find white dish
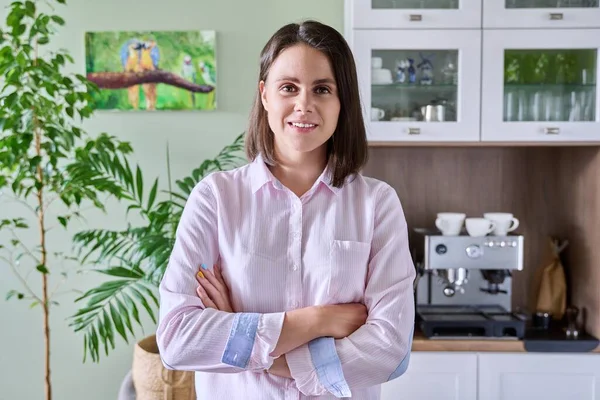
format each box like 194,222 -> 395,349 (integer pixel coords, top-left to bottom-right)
371,68 -> 392,84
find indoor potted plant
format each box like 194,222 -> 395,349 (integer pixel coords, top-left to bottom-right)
68,132 -> 245,398
0,1 -> 140,399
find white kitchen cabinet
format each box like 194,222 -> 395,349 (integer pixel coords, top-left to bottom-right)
483,0 -> 600,30
478,353 -> 600,400
481,29 -> 600,142
352,29 -> 481,143
348,0 -> 482,30
345,1 -> 600,144
380,352 -> 478,400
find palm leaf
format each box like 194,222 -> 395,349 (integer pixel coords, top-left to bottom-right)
71,132 -> 247,362
69,269 -> 148,362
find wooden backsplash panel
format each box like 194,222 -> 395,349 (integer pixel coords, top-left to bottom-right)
555,147 -> 600,337
363,146 -> 600,337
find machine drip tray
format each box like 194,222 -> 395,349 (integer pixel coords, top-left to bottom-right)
417,305 -> 526,339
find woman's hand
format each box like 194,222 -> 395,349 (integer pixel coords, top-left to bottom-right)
317,303 -> 368,339
195,264 -> 234,313
267,356 -> 292,378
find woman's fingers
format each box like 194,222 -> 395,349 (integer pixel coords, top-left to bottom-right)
196,269 -> 219,295
202,264 -> 228,296
196,284 -> 217,309
214,264 -> 229,293
197,265 -> 229,309
195,264 -> 233,312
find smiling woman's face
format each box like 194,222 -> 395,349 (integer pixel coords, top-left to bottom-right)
259,43 -> 340,161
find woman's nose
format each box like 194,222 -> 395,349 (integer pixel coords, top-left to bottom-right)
294,91 -> 314,113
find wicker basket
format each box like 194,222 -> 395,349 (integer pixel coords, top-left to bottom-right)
132,335 -> 196,400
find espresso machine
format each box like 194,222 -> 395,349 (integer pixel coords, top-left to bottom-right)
413,228 -> 526,339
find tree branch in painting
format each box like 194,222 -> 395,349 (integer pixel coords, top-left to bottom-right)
86,70 -> 214,93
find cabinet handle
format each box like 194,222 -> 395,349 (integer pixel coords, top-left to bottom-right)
549,13 -> 564,20
409,14 -> 422,21
544,127 -> 560,135
408,127 -> 421,135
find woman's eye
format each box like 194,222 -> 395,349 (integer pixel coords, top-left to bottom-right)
281,85 -> 296,92
315,86 -> 331,94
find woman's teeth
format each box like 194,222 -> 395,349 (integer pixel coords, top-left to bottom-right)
291,122 -> 315,128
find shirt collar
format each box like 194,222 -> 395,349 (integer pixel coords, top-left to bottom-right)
249,153 -> 274,193
249,153 -> 341,195
317,164 -> 341,195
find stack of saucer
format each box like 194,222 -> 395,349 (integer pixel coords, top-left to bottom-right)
371,57 -> 392,84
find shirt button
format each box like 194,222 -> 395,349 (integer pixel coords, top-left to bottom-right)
292,264 -> 299,271
292,301 -> 299,308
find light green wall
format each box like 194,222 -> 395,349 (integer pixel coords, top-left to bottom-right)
0,1 -> 344,399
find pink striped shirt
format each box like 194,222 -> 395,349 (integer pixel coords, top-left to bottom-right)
156,154 -> 416,399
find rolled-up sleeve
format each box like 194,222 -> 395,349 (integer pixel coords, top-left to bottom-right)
156,179 -> 285,372
286,184 -> 415,397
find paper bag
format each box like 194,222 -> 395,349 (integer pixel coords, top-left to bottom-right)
535,238 -> 568,319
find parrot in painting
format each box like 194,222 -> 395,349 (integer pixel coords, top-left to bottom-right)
198,60 -> 216,86
198,60 -> 216,108
181,55 -> 197,107
139,40 -> 160,110
120,39 -> 143,109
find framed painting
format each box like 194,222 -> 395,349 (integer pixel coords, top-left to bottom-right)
85,30 -> 216,111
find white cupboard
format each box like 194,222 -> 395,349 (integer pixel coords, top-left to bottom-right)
380,351 -> 600,400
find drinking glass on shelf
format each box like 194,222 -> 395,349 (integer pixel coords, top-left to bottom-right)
568,91 -> 583,121
529,91 -> 542,121
551,94 -> 565,121
504,90 -> 517,121
517,90 -> 528,121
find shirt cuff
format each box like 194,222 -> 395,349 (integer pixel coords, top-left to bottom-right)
287,337 -> 351,398
221,312 -> 285,370
387,325 -> 414,381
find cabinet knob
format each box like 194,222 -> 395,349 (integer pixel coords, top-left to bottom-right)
407,127 -> 421,135
549,13 -> 564,20
409,14 -> 422,21
544,127 -> 560,135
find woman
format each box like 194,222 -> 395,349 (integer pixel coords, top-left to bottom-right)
156,20 -> 415,399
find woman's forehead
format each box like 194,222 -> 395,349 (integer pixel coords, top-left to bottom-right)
268,45 -> 335,82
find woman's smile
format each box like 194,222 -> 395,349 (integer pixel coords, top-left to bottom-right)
287,121 -> 319,134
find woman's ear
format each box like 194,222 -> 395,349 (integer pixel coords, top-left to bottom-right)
259,80 -> 268,111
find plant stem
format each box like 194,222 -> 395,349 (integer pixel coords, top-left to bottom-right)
32,27 -> 52,400
36,116 -> 51,400
2,254 -> 41,303
10,230 -> 40,264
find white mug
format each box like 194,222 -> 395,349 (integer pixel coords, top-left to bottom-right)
371,57 -> 383,69
466,218 -> 496,237
483,213 -> 519,236
371,107 -> 385,121
435,212 -> 466,236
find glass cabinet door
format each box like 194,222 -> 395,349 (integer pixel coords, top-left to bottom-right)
349,0 -> 482,29
353,30 -> 481,142
482,29 -> 599,142
483,0 -> 600,28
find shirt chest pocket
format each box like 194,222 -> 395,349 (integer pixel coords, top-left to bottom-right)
328,240 -> 371,303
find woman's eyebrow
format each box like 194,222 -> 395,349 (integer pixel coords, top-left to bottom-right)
274,76 -> 336,85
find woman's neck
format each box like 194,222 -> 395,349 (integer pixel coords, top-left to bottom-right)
269,147 -> 327,198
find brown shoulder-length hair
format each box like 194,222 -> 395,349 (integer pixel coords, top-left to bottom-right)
245,20 -> 368,188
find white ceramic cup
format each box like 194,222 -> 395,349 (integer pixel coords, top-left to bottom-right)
483,213 -> 519,236
371,57 -> 383,69
371,107 -> 385,121
435,213 -> 466,236
465,218 -> 496,237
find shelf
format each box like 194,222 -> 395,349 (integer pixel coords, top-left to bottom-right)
504,83 -> 597,90
372,83 -> 458,90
